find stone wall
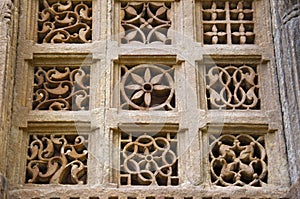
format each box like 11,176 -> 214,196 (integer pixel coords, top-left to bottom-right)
271,0 -> 300,197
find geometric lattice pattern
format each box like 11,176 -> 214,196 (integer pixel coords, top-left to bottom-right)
26,134 -> 88,184
120,2 -> 172,44
38,0 -> 92,43
33,66 -> 90,111
206,63 -> 260,110
120,131 -> 178,186
210,134 -> 268,187
201,0 -> 255,44
120,64 -> 175,111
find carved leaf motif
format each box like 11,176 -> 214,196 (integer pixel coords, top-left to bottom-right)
38,1 -> 92,43
120,2 -> 171,44
131,90 -> 144,101
210,134 -> 267,187
33,66 -> 90,111
26,135 -> 88,184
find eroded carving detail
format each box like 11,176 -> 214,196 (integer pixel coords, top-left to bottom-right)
0,0 -> 13,23
210,134 -> 267,186
120,132 -> 178,186
38,0 -> 92,43
120,64 -> 175,110
202,1 -> 254,44
120,2 -> 172,44
26,134 -> 88,184
206,64 -> 260,110
33,66 -> 90,111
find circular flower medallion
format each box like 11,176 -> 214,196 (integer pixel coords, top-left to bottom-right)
120,64 -> 175,110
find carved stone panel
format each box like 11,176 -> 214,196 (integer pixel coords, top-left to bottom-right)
38,0 -> 92,43
205,63 -> 260,110
120,2 -> 172,44
200,0 -> 255,44
26,134 -> 88,184
32,66 -> 90,111
209,134 -> 267,187
120,63 -> 175,111
120,131 -> 178,186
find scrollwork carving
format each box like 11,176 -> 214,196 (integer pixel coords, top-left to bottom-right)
210,134 -> 267,187
33,66 -> 90,111
26,134 -> 88,184
206,64 -> 260,110
120,2 -> 172,44
120,132 -> 178,186
38,0 -> 92,43
120,64 -> 175,111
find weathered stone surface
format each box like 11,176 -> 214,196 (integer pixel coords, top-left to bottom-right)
271,0 -> 300,195
0,0 -> 298,198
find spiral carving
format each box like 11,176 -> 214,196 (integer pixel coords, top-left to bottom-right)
33,66 -> 90,111
26,134 -> 88,184
38,0 -> 92,43
206,64 -> 260,110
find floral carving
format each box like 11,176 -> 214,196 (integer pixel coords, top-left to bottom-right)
33,66 -> 90,111
38,0 -> 92,43
26,134 -> 88,184
120,64 -> 175,111
210,134 -> 268,187
120,2 -> 172,44
202,1 -> 254,44
120,132 -> 178,186
206,64 -> 260,110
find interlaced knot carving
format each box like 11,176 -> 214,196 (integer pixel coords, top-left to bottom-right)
120,132 -> 178,186
33,66 -> 90,111
206,64 -> 260,110
26,134 -> 88,184
120,2 -> 172,44
38,0 -> 92,43
202,1 -> 254,44
120,64 -> 175,111
210,134 -> 267,187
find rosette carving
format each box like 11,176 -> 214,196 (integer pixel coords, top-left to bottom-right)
120,132 -> 178,186
120,2 -> 172,44
206,64 -> 259,110
38,0 -> 92,43
33,66 -> 90,111
120,64 -> 175,111
210,134 -> 267,186
26,134 -> 88,184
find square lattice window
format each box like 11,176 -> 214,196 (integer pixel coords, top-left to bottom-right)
26,134 -> 88,184
38,0 -> 92,43
117,62 -> 176,111
209,132 -> 268,187
118,1 -> 172,44
204,61 -> 260,110
197,0 -> 255,44
32,66 -> 90,111
119,130 -> 179,186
